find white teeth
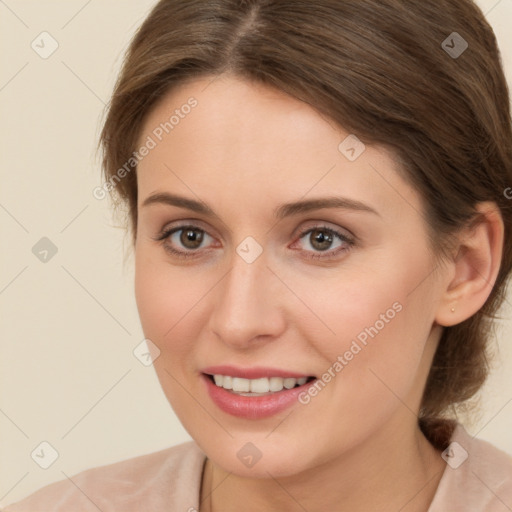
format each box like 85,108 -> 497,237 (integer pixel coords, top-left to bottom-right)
211,375 -> 310,393
222,375 -> 233,390
232,377 -> 250,392
283,378 -> 296,389
269,377 -> 284,392
250,378 -> 269,393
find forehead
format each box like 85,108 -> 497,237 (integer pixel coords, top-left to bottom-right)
135,75 -> 421,221
138,74 -> 343,158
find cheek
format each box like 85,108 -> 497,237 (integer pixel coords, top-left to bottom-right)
134,248 -> 202,359
302,249 -> 436,403
134,251 -> 207,418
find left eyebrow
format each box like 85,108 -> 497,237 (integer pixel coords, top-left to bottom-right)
274,196 -> 380,219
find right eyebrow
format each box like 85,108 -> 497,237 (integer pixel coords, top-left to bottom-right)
141,192 -> 220,219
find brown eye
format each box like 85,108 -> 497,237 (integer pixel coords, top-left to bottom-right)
308,228 -> 334,251
154,224 -> 214,259
293,224 -> 355,261
179,227 -> 204,249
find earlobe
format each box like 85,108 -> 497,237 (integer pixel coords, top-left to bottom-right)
435,202 -> 504,327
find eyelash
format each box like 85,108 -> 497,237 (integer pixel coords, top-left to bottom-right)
153,223 -> 355,261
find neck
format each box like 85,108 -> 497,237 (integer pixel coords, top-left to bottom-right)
199,416 -> 446,512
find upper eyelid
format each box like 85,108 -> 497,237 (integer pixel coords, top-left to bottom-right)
160,221 -> 354,245
295,222 -> 354,239
160,219 -> 216,236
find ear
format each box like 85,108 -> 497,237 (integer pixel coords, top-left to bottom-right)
435,201 -> 504,327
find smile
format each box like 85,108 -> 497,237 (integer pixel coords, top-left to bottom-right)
210,374 -> 312,396
201,369 -> 318,419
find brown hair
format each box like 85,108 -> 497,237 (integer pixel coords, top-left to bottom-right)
99,0 -> 512,440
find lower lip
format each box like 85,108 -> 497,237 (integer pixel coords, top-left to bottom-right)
202,374 -> 316,419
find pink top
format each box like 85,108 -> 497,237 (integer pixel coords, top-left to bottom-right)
3,423 -> 512,511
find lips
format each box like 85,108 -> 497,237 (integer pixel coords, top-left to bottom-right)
201,365 -> 317,419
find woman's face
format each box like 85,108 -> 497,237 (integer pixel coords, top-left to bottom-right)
134,74 -> 448,477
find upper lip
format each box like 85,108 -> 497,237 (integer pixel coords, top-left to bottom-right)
201,365 -> 314,379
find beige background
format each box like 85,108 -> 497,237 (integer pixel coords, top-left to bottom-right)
1,0 -> 511,505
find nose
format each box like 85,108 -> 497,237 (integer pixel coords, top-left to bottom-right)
208,249 -> 286,349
